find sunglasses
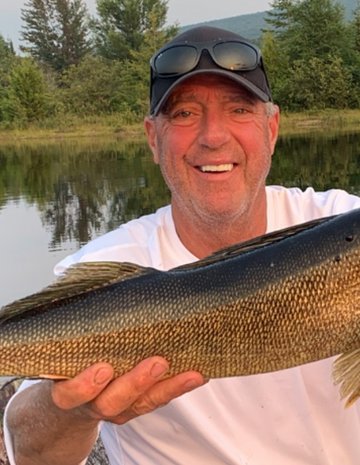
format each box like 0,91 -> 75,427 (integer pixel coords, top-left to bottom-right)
150,40 -> 262,77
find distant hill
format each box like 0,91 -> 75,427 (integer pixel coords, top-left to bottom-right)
182,11 -> 268,42
182,0 -> 358,42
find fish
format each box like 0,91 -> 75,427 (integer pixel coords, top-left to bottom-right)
1,208 -> 360,406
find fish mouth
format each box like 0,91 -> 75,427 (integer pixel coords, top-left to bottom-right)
197,163 -> 236,173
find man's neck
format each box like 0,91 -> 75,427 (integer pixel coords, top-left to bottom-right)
171,196 -> 267,259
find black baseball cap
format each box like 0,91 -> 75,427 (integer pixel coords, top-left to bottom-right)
149,26 -> 272,115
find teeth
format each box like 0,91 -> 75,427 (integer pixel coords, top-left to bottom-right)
199,164 -> 234,173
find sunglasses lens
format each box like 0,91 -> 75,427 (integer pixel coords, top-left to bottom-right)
152,42 -> 259,76
213,42 -> 258,70
154,46 -> 198,75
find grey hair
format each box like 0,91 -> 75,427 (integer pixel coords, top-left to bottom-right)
265,102 -> 277,117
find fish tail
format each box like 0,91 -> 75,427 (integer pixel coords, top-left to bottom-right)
333,348 -> 360,407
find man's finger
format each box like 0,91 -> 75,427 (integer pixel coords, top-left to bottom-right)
51,362 -> 114,410
89,356 -> 169,418
51,356 -> 169,414
115,370 -> 206,424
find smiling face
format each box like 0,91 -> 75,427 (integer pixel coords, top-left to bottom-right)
145,74 -> 279,255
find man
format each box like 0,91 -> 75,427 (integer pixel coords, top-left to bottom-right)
5,25 -> 360,465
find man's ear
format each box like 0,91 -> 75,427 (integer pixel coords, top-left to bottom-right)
144,116 -> 159,164
268,104 -> 280,156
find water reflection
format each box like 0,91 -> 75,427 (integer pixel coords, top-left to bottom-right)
270,131 -> 360,193
0,138 -> 170,249
0,131 -> 359,306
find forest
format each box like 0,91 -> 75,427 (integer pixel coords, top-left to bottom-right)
0,0 -> 360,129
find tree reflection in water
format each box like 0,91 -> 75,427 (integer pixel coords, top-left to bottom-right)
0,138 -> 170,249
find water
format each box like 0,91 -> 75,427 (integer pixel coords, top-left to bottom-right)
0,131 -> 359,307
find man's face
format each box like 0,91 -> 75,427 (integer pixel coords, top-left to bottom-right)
145,74 -> 279,227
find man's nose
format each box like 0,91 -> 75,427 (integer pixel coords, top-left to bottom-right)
198,110 -> 231,149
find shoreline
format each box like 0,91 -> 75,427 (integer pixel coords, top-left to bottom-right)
0,109 -> 359,143
279,109 -> 360,136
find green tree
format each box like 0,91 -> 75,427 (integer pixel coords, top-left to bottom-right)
260,30 -> 290,104
348,1 -> 360,102
60,17 -> 177,118
116,11 -> 178,116
353,0 -> 360,51
21,0 -> 91,72
286,55 -> 353,109
285,0 -> 348,61
2,58 -> 54,125
265,0 -> 295,35
0,36 -> 15,60
264,0 -> 358,109
92,0 -> 169,60
59,55 -> 124,114
265,0 -> 351,62
0,35 -> 17,123
268,0 -> 344,59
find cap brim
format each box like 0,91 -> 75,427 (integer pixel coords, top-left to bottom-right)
151,69 -> 271,116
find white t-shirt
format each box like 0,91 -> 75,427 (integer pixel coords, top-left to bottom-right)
5,186 -> 360,465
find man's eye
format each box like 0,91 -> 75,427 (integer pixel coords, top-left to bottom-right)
233,107 -> 248,114
172,110 -> 192,119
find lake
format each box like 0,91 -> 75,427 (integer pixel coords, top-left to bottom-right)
0,130 -> 360,307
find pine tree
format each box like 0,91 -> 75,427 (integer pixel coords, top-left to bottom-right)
353,0 -> 360,52
285,0 -> 348,61
55,0 -> 92,68
263,0 -> 356,109
0,36 -> 15,60
264,0 -> 295,36
116,12 -> 178,115
3,58 -> 52,124
0,35 -> 17,123
21,0 -> 91,72
265,0 -> 349,61
93,0 -> 169,60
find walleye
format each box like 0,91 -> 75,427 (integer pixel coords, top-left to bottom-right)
1,209 -> 360,406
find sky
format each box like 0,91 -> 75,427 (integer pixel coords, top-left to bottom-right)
0,0 -> 272,49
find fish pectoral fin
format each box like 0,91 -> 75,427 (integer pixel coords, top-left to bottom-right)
333,348 -> 360,407
0,261 -> 156,321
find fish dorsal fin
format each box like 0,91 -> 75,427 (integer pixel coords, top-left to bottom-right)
173,214 -> 335,272
0,261 -> 154,321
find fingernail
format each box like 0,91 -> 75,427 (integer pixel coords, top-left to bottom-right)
94,367 -> 112,385
150,362 -> 168,379
183,379 -> 199,391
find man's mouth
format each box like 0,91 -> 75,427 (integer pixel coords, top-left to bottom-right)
198,163 -> 235,173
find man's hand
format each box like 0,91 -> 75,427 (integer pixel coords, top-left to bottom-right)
52,356 -> 205,423
7,357 -> 205,465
